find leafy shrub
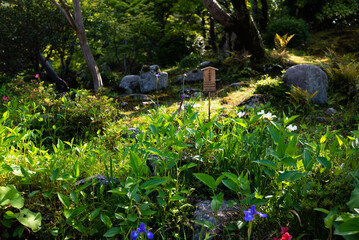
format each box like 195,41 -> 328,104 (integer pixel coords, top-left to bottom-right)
100,70 -> 123,87
321,49 -> 359,104
264,18 -> 309,48
254,74 -> 288,101
179,54 -> 203,69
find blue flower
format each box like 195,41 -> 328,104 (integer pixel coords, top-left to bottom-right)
131,223 -> 153,240
181,93 -> 190,101
243,205 -> 267,222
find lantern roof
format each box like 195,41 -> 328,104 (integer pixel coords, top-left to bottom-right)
201,66 -> 218,71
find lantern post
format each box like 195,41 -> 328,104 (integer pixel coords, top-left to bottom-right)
202,66 -> 218,121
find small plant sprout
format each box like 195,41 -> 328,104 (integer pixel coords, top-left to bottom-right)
243,205 -> 267,240
131,223 -> 153,240
237,111 -> 246,118
286,124 -> 297,132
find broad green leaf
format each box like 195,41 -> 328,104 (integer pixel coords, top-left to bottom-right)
193,173 -> 216,190
130,151 -> 144,176
103,227 -> 121,237
100,214 -> 112,228
140,178 -> 169,189
50,167 -> 60,181
178,163 -> 197,172
281,157 -> 297,167
316,157 -> 331,169
222,179 -> 240,192
146,148 -> 164,158
192,219 -> 215,230
252,160 -> 278,169
149,125 -> 158,135
0,185 -> 24,209
303,149 -> 313,171
0,164 -> 13,174
336,134 -> 344,147
215,175 -> 224,188
127,213 -> 137,222
65,205 -> 88,220
16,208 -> 42,232
57,193 -> 71,208
278,171 -> 305,182
211,192 -> 224,212
335,218 -> 359,235
89,208 -> 101,221
263,167 -> 275,177
347,187 -> 359,212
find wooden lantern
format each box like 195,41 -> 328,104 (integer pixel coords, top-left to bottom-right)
202,66 -> 218,92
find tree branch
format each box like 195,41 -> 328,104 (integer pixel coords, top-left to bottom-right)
202,0 -> 234,28
49,0 -> 77,30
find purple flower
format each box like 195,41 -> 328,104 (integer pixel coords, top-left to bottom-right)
131,223 -> 153,240
181,93 -> 190,101
243,205 -> 267,222
155,73 -> 160,78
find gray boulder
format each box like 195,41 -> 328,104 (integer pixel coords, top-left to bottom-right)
283,64 -> 328,104
139,65 -> 168,93
193,200 -> 240,239
75,174 -> 119,192
185,69 -> 204,82
119,75 -> 140,94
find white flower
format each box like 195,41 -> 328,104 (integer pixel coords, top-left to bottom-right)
262,112 -> 277,120
237,112 -> 246,118
286,124 -> 297,132
257,110 -> 265,115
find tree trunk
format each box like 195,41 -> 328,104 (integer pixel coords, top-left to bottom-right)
37,53 -> 69,91
72,0 -> 103,92
203,0 -> 264,59
252,0 -> 258,20
209,17 -> 217,53
50,0 -> 103,92
259,0 -> 268,31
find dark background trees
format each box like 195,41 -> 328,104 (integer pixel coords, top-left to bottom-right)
1,0 -> 358,90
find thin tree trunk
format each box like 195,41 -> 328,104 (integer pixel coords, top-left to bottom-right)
259,0 -> 268,31
209,17 -> 217,53
37,53 -> 69,91
72,0 -> 102,92
50,0 -> 103,92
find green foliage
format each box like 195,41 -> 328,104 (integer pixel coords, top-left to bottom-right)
286,85 -> 318,111
284,0 -> 359,27
265,17 -> 309,48
320,49 -> 359,104
179,54 -> 203,69
1,185 -> 42,237
254,74 -> 288,102
274,33 -> 295,54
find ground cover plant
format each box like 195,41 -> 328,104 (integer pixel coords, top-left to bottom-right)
0,68 -> 358,239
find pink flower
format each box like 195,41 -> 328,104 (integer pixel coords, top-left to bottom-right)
279,227 -> 289,236
2,96 -> 9,104
35,74 -> 39,79
281,232 -> 292,240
